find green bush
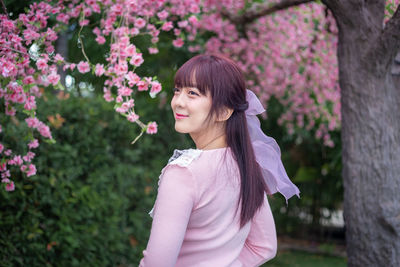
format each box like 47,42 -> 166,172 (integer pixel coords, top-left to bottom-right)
0,93 -> 192,266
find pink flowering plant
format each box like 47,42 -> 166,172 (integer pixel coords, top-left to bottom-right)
0,0 -> 202,191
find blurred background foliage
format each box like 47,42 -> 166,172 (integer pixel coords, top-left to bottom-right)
1,1 -> 343,266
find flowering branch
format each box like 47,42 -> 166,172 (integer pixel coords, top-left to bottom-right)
221,0 -> 316,25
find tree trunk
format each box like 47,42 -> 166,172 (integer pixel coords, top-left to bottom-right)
323,1 -> 400,266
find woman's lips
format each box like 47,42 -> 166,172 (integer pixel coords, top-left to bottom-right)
175,113 -> 189,119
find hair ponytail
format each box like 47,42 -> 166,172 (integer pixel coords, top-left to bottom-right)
226,110 -> 267,228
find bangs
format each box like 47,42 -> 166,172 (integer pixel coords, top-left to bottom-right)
174,56 -> 213,95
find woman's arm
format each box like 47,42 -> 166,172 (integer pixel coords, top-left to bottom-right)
238,194 -> 277,267
139,165 -> 196,267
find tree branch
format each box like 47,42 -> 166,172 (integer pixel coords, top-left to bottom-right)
367,4 -> 400,72
222,0 -> 316,25
321,0 -> 353,27
0,0 -> 9,19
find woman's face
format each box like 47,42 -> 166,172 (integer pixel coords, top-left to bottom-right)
170,86 -> 214,135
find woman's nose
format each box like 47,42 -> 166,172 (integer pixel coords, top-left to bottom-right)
173,92 -> 186,107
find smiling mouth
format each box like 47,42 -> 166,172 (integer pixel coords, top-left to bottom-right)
175,113 -> 189,119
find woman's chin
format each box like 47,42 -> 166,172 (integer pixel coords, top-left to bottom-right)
174,124 -> 190,134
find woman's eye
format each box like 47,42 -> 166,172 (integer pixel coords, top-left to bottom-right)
173,87 -> 180,93
188,90 -> 199,96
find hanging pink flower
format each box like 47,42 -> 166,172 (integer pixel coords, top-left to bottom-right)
95,64 -> 105,76
77,61 -> 90,73
148,47 -> 158,54
134,18 -> 146,29
172,38 -> 184,48
5,181 -> 15,192
28,139 -> 39,149
150,81 -> 162,95
26,164 -> 37,177
157,10 -> 168,20
146,122 -> 157,134
161,21 -> 173,31
127,113 -> 139,122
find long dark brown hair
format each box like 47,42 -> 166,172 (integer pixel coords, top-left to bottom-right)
174,54 -> 267,228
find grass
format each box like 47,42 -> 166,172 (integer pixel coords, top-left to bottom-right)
263,250 -> 347,267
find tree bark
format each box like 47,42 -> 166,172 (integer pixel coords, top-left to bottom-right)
323,0 -> 400,265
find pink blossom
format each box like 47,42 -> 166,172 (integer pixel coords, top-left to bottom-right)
103,88 -> 114,102
5,104 -> 16,116
135,18 -> 146,29
173,38 -> 184,48
137,80 -> 148,91
23,29 -> 40,44
146,122 -> 157,134
125,72 -> 140,86
95,64 -> 105,76
130,53 -> 144,67
157,10 -> 169,20
189,4 -> 200,13
56,13 -> 70,24
96,35 -> 106,44
23,76 -> 35,84
26,164 -> 37,177
0,143 -> 3,153
45,28 -> 58,41
118,86 -> 133,96
4,149 -> 12,156
150,81 -> 162,95
115,61 -> 128,75
127,113 -> 139,122
24,95 -> 37,110
2,19 -> 15,31
126,44 -> 136,57
115,106 -> 128,113
38,123 -> 52,139
28,139 -> 39,149
77,61 -> 90,73
26,117 -> 40,128
161,21 -> 173,31
173,28 -> 181,36
178,20 -> 188,28
54,53 -> 64,62
13,156 -> 23,166
1,170 -> 10,178
5,181 -> 15,192
48,73 -> 60,85
188,15 -> 198,25
36,58 -> 48,71
79,19 -> 89,26
148,47 -> 159,54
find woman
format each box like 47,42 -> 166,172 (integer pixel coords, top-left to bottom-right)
139,54 -> 300,267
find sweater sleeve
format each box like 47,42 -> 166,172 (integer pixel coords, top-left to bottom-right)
139,165 -> 196,267
238,194 -> 277,267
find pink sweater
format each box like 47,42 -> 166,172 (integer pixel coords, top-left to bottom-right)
139,147 -> 277,267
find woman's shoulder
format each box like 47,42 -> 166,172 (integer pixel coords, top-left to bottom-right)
166,147 -> 230,169
167,148 -> 203,168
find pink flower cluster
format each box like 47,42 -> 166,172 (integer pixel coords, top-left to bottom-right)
0,0 -> 205,190
193,1 -> 341,147
0,1 -> 62,190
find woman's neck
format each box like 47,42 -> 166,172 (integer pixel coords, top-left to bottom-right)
191,128 -> 227,150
